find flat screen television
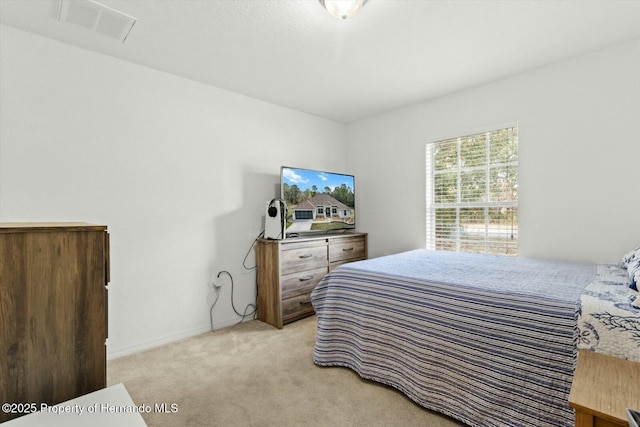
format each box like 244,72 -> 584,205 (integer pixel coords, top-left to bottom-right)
281,166 -> 355,238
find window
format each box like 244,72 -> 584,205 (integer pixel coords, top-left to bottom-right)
426,126 -> 518,256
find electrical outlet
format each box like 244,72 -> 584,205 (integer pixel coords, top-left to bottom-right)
215,271 -> 230,290
209,277 -> 221,291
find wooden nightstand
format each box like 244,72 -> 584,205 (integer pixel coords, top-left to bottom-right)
569,350 -> 640,427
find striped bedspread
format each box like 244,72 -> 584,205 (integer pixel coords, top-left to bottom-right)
311,250 -> 596,427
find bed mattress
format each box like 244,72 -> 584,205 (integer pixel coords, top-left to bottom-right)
311,249 -> 597,427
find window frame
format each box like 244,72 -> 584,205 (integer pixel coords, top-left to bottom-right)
426,124 -> 519,256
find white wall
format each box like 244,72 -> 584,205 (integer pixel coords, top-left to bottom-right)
0,25 -> 347,358
2,24 -> 638,358
347,38 -> 640,264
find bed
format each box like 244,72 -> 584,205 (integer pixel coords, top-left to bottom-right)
310,249 -> 640,427
577,263 -> 640,360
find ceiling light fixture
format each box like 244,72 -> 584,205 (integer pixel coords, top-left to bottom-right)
319,0 -> 368,20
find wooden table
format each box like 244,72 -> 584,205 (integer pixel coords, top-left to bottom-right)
569,350 -> 640,427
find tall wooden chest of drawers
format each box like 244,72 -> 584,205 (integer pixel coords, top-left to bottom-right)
0,223 -> 109,423
256,232 -> 367,329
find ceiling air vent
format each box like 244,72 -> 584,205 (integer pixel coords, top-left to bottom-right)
58,0 -> 136,43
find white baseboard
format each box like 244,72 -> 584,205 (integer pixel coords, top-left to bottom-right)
106,317 -> 253,360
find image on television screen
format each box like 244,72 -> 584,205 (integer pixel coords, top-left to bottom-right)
281,166 -> 355,235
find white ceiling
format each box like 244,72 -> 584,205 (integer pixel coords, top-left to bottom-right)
2,0 -> 640,123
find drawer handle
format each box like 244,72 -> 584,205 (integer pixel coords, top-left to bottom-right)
299,300 -> 312,305
298,254 -> 313,259
342,247 -> 354,252
299,275 -> 314,282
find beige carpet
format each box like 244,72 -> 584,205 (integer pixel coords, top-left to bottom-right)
107,316 -> 463,426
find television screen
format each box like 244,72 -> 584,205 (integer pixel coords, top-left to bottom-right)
281,166 -> 355,237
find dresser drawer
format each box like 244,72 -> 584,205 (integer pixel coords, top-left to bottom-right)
282,292 -> 315,323
281,266 -> 327,300
280,241 -> 328,275
329,236 -> 366,263
256,233 -> 366,329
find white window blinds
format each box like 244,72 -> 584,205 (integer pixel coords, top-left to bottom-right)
426,126 -> 518,256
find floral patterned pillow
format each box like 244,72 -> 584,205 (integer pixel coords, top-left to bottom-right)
628,257 -> 640,291
622,245 -> 640,268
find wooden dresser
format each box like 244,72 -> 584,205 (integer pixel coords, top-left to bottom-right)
569,350 -> 640,427
256,232 -> 367,329
0,223 -> 109,423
